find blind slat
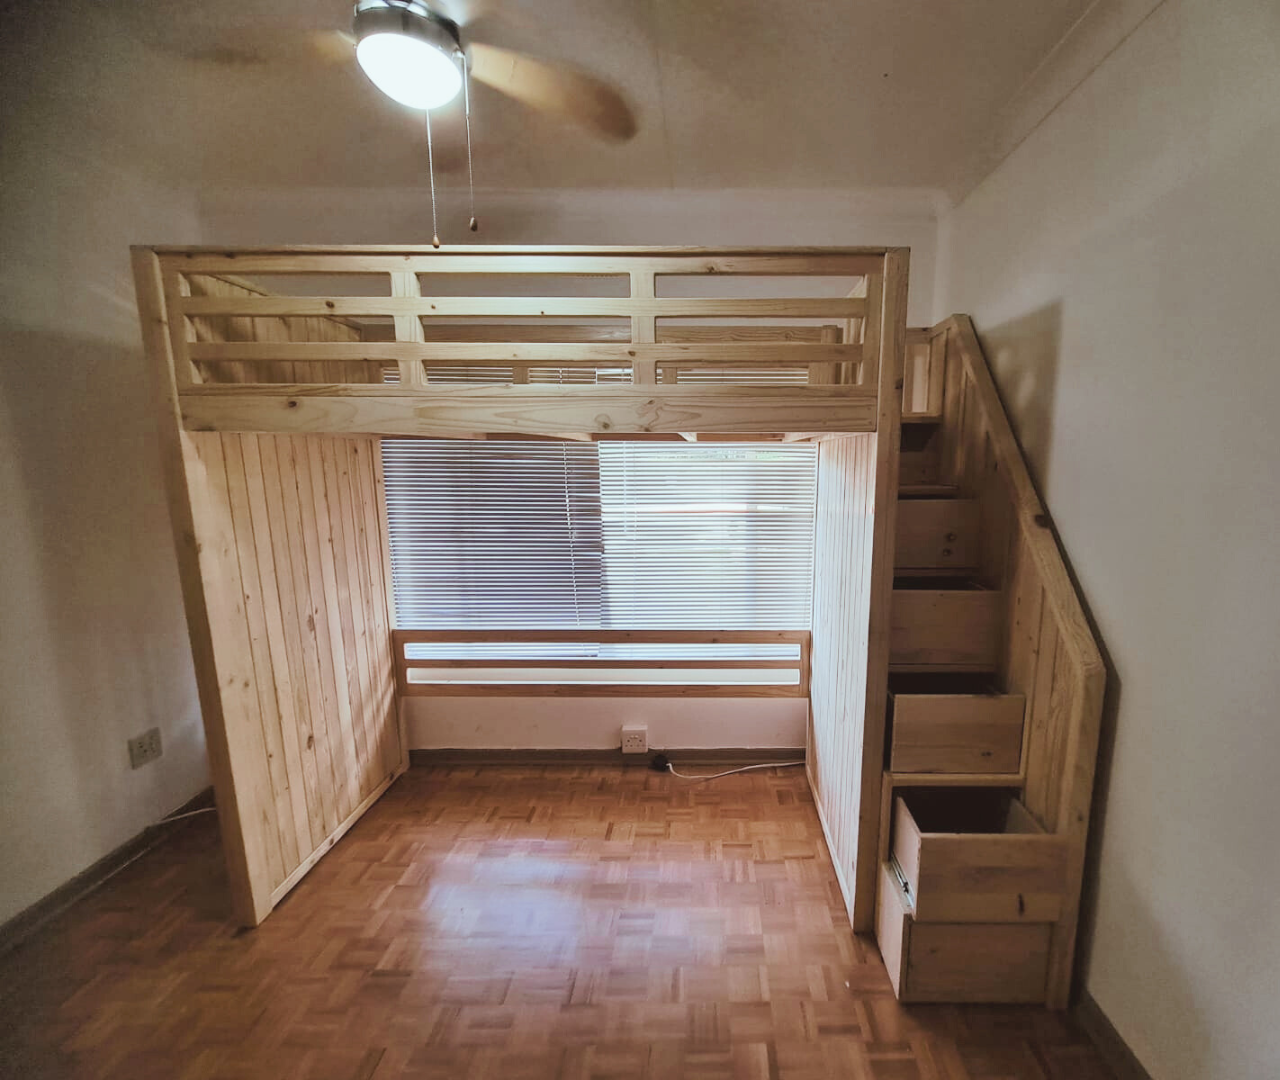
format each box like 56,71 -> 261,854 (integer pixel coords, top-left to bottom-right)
382,440 -> 817,630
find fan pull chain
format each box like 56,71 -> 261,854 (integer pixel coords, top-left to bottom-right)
461,51 -> 478,232
425,107 -> 440,249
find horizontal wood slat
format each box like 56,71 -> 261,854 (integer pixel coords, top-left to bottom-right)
416,658 -> 801,670
392,629 -> 810,699
188,341 -> 863,367
397,629 -> 809,643
178,296 -> 869,319
159,249 -> 889,275
178,385 -> 879,437
397,325 -> 842,344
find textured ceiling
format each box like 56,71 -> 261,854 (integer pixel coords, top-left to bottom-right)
6,0 -> 1094,195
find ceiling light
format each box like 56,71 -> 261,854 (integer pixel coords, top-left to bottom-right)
353,1 -> 463,111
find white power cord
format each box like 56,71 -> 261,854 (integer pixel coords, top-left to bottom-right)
662,759 -> 805,782
159,807 -> 217,823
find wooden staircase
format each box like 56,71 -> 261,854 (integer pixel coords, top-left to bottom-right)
872,316 -> 1104,1007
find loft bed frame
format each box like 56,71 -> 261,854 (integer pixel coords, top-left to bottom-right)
130,244 -> 908,930
131,246 -> 1102,1010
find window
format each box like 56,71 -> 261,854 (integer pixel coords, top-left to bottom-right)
381,440 -> 818,631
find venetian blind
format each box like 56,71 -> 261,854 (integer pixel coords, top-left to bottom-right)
381,440 -> 817,630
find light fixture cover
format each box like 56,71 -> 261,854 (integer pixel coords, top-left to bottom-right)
354,2 -> 462,111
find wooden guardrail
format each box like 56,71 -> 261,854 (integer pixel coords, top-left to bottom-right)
134,246 -> 906,438
391,629 -> 811,698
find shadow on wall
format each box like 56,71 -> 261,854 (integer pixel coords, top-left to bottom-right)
986,345 -> 1209,1070
967,304 -> 1123,1021
1077,861 -> 1210,1077
974,303 -> 1062,489
0,324 -> 205,918
1053,509 -> 1205,1074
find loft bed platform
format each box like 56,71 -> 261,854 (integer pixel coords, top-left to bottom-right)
133,245 -> 906,440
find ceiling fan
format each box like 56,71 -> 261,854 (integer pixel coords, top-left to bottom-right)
350,0 -> 636,142
134,0 -> 636,142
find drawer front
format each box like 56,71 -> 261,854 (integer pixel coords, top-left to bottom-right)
892,796 -> 1067,923
889,590 -> 1002,670
905,921 -> 1050,1004
894,499 -> 979,571
875,861 -> 910,997
890,693 -> 1025,774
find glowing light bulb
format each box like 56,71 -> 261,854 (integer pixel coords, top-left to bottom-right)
356,31 -> 462,110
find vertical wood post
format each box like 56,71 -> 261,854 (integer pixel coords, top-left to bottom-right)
131,248 -> 266,926
852,250 -> 909,931
390,272 -> 427,387
809,324 -> 840,385
629,271 -> 657,384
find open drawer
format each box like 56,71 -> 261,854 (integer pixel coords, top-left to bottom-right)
876,861 -> 1051,1004
892,789 -> 1067,923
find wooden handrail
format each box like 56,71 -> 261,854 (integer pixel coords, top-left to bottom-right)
946,315 -> 1104,677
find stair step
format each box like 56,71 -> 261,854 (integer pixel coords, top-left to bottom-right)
896,498 -> 978,572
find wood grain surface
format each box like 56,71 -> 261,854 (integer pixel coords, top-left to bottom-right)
0,765 -> 1115,1079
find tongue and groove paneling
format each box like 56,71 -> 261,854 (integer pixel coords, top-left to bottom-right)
179,431 -> 403,925
807,434 -> 879,920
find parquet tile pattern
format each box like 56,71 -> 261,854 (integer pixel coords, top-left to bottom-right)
0,766 -> 1115,1079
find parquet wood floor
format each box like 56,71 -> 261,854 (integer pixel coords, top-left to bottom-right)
0,765 -> 1115,1080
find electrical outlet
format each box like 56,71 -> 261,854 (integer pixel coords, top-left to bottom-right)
620,724 -> 648,754
128,727 -> 163,769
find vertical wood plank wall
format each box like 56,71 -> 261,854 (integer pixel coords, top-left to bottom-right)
181,432 -> 403,920
807,435 -> 878,920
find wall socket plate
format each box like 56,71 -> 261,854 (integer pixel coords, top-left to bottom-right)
128,727 -> 163,769
620,724 -> 648,754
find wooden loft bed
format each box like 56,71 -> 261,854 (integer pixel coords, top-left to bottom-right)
129,244 -> 909,927
131,246 -> 1103,1010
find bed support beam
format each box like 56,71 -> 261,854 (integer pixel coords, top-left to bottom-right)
178,384 -> 879,439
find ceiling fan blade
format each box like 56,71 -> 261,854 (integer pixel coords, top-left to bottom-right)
468,42 -> 637,143
142,28 -> 353,67
310,30 -> 357,65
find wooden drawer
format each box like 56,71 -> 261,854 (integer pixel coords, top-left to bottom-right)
889,588 -> 1002,670
889,693 -> 1025,774
891,790 -> 1066,923
894,499 -> 979,571
877,862 -> 1051,1004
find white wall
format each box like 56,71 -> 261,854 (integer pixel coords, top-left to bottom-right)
938,2 -> 1280,1077
198,186 -> 941,326
406,697 -> 806,751
0,17 -> 208,924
